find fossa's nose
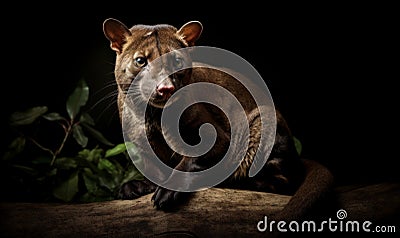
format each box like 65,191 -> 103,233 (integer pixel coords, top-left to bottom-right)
156,81 -> 175,98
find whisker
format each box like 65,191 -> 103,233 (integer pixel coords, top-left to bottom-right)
95,101 -> 119,124
104,60 -> 116,67
105,71 -> 115,76
90,82 -> 118,100
101,58 -> 116,75
87,91 -> 119,113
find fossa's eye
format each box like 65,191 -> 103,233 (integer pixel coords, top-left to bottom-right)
134,57 -> 147,67
174,57 -> 183,69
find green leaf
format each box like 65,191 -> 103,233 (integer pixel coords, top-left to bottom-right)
2,136 -> 26,160
293,136 -> 303,156
105,143 -> 127,158
125,142 -> 140,159
82,168 -> 115,199
81,123 -> 114,146
31,156 -> 52,165
98,175 -> 117,191
12,164 -> 38,176
126,142 -> 144,168
10,137 -> 26,152
121,166 -> 144,184
9,106 -> 48,126
82,169 -> 99,194
77,149 -> 91,159
53,172 -> 79,202
98,158 -> 117,174
72,124 -> 88,148
42,112 -> 66,121
66,79 -> 89,120
79,112 -> 95,126
78,148 -> 104,163
82,167 -> 96,178
125,141 -> 138,154
37,168 -> 58,182
47,168 -> 58,177
53,157 -> 78,170
112,159 -> 124,174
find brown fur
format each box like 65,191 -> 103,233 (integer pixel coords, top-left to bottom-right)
103,18 -> 334,219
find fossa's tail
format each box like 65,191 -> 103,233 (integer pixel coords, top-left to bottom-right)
273,158 -> 335,222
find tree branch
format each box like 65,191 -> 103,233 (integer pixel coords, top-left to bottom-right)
1,183 -> 399,237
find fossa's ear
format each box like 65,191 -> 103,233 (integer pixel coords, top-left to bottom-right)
103,18 -> 132,54
177,21 -> 203,46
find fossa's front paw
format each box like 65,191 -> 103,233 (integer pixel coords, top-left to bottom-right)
151,186 -> 186,210
119,179 -> 156,199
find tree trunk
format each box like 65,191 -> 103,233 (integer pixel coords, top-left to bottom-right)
1,182 -> 399,237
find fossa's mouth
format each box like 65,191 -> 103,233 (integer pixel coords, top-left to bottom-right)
148,80 -> 178,108
148,99 -> 167,109
148,93 -> 178,109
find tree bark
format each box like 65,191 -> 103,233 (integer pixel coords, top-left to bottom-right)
1,182 -> 399,238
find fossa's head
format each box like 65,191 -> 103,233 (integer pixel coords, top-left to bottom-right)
103,18 -> 203,108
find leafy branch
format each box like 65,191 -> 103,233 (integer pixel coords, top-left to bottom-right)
2,78 -> 143,203
9,79 -> 114,166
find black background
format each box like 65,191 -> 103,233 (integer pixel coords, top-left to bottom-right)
0,3 -> 398,187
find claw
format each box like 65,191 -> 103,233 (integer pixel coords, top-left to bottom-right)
119,180 -> 156,200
